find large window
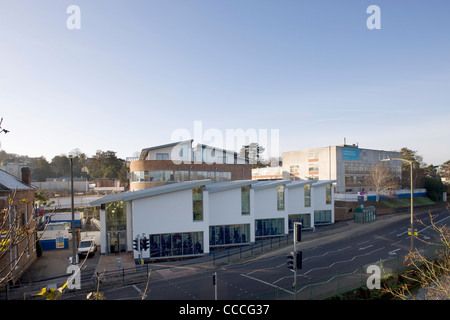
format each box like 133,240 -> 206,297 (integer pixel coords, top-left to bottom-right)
304,184 -> 311,207
193,186 -> 205,221
209,224 -> 250,246
131,170 -> 232,182
241,185 -> 250,215
288,214 -> 311,230
149,232 -> 203,258
255,218 -> 284,237
105,201 -> 126,231
314,210 -> 332,224
156,153 -> 169,160
326,184 -> 332,204
277,185 -> 285,211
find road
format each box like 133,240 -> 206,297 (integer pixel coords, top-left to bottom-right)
64,208 -> 450,300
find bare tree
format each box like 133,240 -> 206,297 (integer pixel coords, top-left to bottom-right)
366,163 -> 398,202
384,209 -> 450,300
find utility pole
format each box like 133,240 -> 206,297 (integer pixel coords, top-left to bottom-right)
293,222 -> 302,300
213,272 -> 218,300
70,156 -> 76,264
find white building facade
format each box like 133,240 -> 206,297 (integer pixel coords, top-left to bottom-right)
90,179 -> 335,262
282,145 -> 401,194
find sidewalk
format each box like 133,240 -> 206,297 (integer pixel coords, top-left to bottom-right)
94,253 -> 136,274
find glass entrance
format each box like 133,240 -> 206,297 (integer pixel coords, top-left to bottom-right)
107,231 -> 127,254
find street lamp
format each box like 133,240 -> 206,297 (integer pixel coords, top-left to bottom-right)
380,158 -> 415,251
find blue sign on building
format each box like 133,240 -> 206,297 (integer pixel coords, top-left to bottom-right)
342,148 -> 360,160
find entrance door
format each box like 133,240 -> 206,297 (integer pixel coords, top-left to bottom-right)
107,231 -> 127,254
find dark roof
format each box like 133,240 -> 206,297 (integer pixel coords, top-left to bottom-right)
0,169 -> 34,191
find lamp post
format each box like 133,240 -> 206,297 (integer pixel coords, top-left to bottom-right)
380,158 -> 414,251
70,155 -> 77,264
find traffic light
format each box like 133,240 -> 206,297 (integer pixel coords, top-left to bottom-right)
295,222 -> 302,242
296,250 -> 303,270
141,237 -> 149,251
133,238 -> 140,252
287,252 -> 295,271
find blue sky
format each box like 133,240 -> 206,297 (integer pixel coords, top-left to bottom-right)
0,0 -> 449,165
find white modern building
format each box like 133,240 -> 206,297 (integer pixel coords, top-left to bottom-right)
282,144 -> 402,194
90,179 -> 335,262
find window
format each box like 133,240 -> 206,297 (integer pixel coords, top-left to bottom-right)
308,151 -> 319,160
105,201 -> 126,231
326,184 -> 332,204
290,165 -> 299,173
304,184 -> 311,207
241,185 -> 250,215
255,218 -> 284,237
308,163 -> 319,173
288,214 -> 311,230
193,186 -> 205,221
209,224 -> 250,246
149,232 -> 203,258
277,185 -> 285,211
156,153 -> 169,160
314,210 -> 332,224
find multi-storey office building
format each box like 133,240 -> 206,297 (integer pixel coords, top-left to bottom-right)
282,144 -> 401,194
90,179 -> 335,261
128,140 -> 252,190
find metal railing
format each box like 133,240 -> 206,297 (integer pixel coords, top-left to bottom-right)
1,264 -> 151,300
237,243 -> 445,300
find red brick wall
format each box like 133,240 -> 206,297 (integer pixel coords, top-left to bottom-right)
0,189 -> 37,285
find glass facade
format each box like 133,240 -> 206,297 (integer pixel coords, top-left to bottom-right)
288,214 -> 311,230
209,224 -> 250,246
193,186 -> 205,221
149,232 -> 203,258
255,218 -> 284,237
314,210 -> 332,224
105,201 -> 126,231
131,170 -> 232,183
241,185 -> 250,215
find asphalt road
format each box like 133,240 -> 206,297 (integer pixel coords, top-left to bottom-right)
62,208 -> 450,301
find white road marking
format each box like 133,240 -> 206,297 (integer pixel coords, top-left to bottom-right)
240,273 -> 293,295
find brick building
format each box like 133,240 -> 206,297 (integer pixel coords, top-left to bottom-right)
0,167 -> 37,286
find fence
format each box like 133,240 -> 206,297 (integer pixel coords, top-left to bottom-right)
209,234 -> 291,266
1,264 -> 151,300
237,243 -> 445,300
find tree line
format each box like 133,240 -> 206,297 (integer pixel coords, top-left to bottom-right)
0,149 -> 128,183
398,147 -> 448,202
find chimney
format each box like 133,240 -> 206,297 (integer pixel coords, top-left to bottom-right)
21,167 -> 31,186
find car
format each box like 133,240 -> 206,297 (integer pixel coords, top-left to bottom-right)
77,237 -> 97,258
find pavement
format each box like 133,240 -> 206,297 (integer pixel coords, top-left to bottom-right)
12,205 -> 445,291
